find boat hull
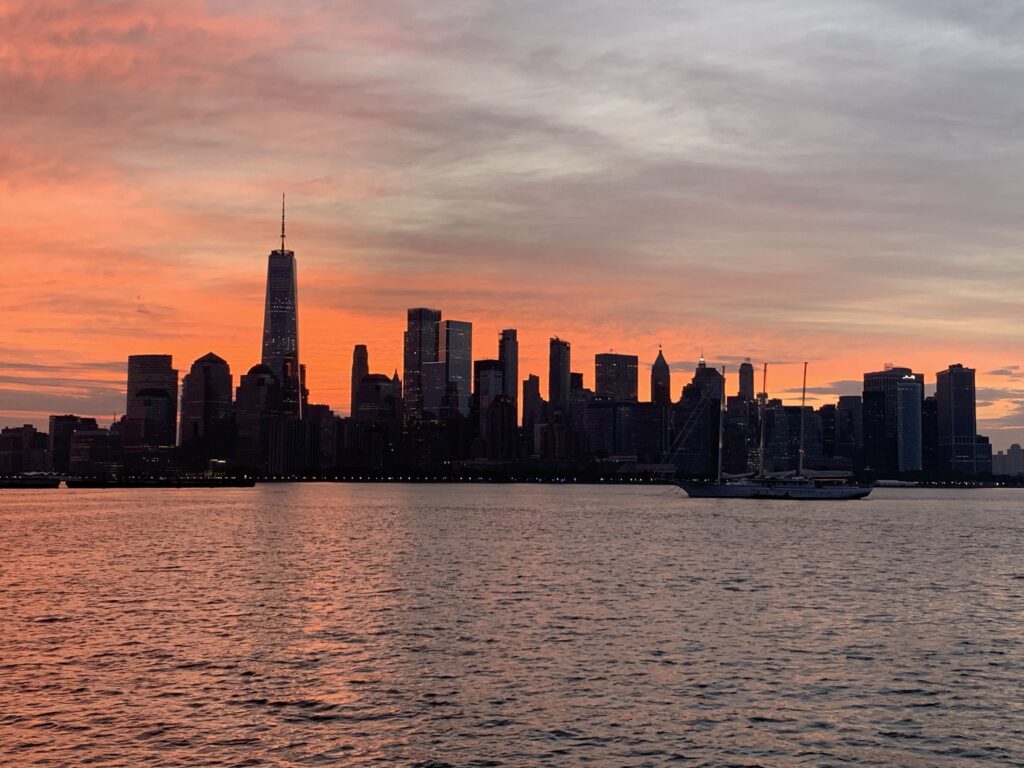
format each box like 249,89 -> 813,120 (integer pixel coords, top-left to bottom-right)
680,481 -> 871,500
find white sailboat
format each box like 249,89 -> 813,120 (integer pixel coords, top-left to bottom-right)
679,362 -> 872,500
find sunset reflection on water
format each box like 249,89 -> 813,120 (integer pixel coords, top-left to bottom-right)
1,484 -> 1022,766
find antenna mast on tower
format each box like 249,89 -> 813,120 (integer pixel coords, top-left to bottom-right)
280,193 -> 286,252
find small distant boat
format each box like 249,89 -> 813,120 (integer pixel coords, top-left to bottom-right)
678,362 -> 871,501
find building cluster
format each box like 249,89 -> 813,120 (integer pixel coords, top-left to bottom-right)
1,214 -> 1015,480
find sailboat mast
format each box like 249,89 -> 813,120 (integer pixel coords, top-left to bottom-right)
798,361 -> 808,477
717,366 -> 726,484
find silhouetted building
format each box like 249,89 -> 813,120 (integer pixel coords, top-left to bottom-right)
262,199 -> 302,417
69,429 -> 121,477
595,353 -> 638,402
234,364 -> 282,473
835,395 -> 863,468
819,404 -> 837,458
993,444 -> 1024,476
738,359 -> 755,402
975,435 -> 993,476
522,374 -> 544,456
303,404 -> 340,472
403,307 -> 441,424
570,371 -> 585,394
634,402 -> 670,464
351,345 -> 368,416
48,415 -> 98,473
895,376 -> 922,472
487,395 -> 518,461
936,363 -> 978,475
474,359 -> 504,441
921,395 -> 939,473
438,320 -> 473,416
862,366 -> 923,475
268,417 -> 313,476
123,355 -> 178,449
0,425 -> 49,474
422,361 -> 447,419
499,330 -> 519,418
758,399 -> 784,472
179,352 -> 234,466
651,348 -> 671,406
723,396 -> 756,474
671,359 -> 724,477
549,337 -> 571,411
355,374 -> 401,424
349,372 -> 402,469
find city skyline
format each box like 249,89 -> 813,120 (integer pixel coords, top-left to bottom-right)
2,2 -> 1023,447
2,242 -> 1022,450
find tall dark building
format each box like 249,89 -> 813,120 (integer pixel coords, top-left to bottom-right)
862,366 -> 923,475
48,415 -> 98,473
123,354 -> 178,448
403,307 -> 442,423
522,374 -> 543,433
595,353 -> 638,402
548,337 -> 571,411
261,197 -> 302,417
684,357 -> 725,400
936,363 -> 977,475
738,359 -> 755,402
499,329 -> 519,417
0,425 -> 49,474
570,371 -> 585,394
473,359 -> 504,437
234,364 -> 282,473
439,320 -> 473,416
651,348 -> 671,406
819,404 -> 837,458
351,345 -> 368,416
921,395 -> 939,473
179,352 -> 233,465
835,395 -> 863,467
671,359 -> 724,477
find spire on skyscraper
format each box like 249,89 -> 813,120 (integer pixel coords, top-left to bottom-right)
280,193 -> 286,253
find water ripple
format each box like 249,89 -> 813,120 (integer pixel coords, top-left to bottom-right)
1,485 -> 1022,766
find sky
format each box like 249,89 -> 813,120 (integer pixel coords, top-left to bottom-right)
1,0 -> 1023,447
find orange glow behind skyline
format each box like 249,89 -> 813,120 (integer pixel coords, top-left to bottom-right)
1,1 -> 1022,447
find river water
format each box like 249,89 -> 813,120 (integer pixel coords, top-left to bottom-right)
1,484 -> 1022,766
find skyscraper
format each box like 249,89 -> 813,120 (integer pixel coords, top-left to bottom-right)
403,307 -> 441,423
234,364 -> 282,473
595,353 -> 638,401
896,375 -> 923,472
439,320 -> 473,416
48,415 -> 98,473
835,395 -> 863,467
651,348 -> 671,406
473,359 -> 504,437
261,196 -> 301,417
123,354 -> 178,448
179,352 -> 234,464
499,329 -> 519,417
863,365 -> 923,475
738,359 -> 755,402
549,337 -> 571,411
936,363 -> 977,475
351,345 -> 368,417
523,374 -> 543,433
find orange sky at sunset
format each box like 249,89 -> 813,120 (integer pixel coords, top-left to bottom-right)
2,1 -> 1022,447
